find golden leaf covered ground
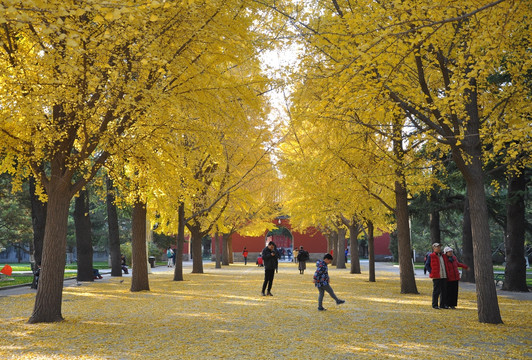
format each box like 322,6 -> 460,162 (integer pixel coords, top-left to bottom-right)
1,263 -> 530,359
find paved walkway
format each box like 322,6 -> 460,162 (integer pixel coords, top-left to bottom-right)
2,260 -> 531,301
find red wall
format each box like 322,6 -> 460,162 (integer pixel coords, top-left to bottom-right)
231,218 -> 328,253
374,232 -> 392,256
230,218 -> 392,257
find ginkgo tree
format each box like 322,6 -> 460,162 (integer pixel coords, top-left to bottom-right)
0,0 -> 282,323
277,0 -> 532,324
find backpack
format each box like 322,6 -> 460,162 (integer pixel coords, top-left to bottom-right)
424,253 -> 431,273
298,250 -> 309,262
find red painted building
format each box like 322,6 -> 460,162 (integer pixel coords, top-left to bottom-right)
230,218 -> 392,262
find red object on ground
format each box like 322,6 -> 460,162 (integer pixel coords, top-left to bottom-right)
1,264 -> 13,276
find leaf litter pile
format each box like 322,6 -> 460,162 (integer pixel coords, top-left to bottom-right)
0,263 -> 530,359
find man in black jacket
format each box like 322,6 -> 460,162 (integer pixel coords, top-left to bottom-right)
261,241 -> 280,296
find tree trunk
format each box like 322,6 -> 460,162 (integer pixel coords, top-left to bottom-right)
74,189 -> 94,282
450,79 -> 502,324
222,233 -> 229,266
367,221 -> 375,282
227,236 -> 233,264
461,196 -> 475,283
130,201 -> 149,292
395,178 -> 418,294
28,182 -> 71,323
429,210 -> 441,244
106,178 -> 122,277
393,120 -> 418,294
349,223 -> 361,274
173,202 -> 185,281
215,231 -> 222,269
29,175 -> 46,266
331,231 -> 338,266
336,227 -> 346,269
502,171 -> 528,292
189,224 -> 204,273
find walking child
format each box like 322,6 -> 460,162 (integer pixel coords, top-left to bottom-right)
313,254 -> 345,311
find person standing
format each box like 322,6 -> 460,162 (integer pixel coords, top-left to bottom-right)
167,247 -> 174,267
313,253 -> 345,311
427,243 -> 448,309
443,246 -> 469,309
297,246 -> 309,274
242,247 -> 248,265
120,254 -> 129,274
293,248 -> 299,263
261,241 -> 280,296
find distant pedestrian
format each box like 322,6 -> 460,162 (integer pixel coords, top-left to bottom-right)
293,248 -> 299,263
242,247 -> 248,265
423,251 -> 431,275
261,241 -> 280,296
313,254 -> 345,311
297,246 -> 309,274
167,247 -> 174,267
256,255 -> 263,267
443,246 -> 469,309
427,243 -> 448,309
120,254 -> 129,274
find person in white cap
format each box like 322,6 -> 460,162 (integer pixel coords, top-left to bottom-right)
443,246 -> 469,309
426,243 -> 448,309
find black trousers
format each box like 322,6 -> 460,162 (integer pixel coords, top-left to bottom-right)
446,280 -> 459,307
262,268 -> 275,293
432,278 -> 447,308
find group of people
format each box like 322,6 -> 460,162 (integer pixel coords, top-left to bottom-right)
167,247 -> 176,267
259,241 -> 345,311
426,243 -> 469,309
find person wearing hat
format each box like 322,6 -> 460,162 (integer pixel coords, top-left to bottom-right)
443,246 -> 469,309
427,243 -> 448,309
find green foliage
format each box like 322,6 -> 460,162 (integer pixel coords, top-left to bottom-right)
120,243 -> 132,267
0,174 -> 33,252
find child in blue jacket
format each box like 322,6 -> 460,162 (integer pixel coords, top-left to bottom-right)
313,254 -> 345,311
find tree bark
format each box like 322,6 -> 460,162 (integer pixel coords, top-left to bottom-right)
173,202 -> 185,281
367,221 -> 375,282
74,189 -> 94,282
222,233 -> 230,266
215,231 -> 222,269
349,222 -> 361,274
451,80 -> 502,323
429,210 -> 441,245
130,201 -> 149,292
106,178 -> 122,277
393,122 -> 418,294
29,175 -> 46,266
336,227 -> 346,269
227,235 -> 234,264
502,171 -> 528,292
189,223 -> 204,273
330,231 -> 338,266
461,196 -> 475,283
28,181 -> 71,323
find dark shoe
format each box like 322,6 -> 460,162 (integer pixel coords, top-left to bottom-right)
98,275 -> 103,279
441,306 -> 450,309
261,292 -> 266,296
432,306 -> 440,309
318,307 -> 327,311
267,292 -> 273,296
449,306 -> 456,309
336,300 -> 345,305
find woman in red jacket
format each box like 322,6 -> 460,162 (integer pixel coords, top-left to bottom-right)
443,246 -> 469,309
